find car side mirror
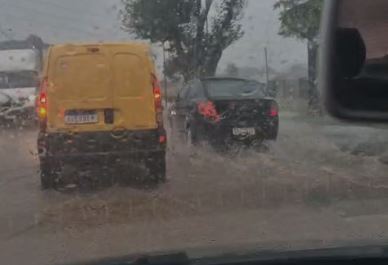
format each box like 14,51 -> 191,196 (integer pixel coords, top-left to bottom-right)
335,28 -> 366,78
320,0 -> 388,121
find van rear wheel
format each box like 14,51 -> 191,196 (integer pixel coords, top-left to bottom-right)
147,152 -> 166,183
40,161 -> 56,190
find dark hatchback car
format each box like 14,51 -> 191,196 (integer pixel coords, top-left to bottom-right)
170,77 -> 279,149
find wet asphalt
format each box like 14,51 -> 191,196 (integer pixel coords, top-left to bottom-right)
1,115 -> 388,265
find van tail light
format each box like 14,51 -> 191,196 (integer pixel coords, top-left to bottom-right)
152,74 -> 163,125
197,101 -> 221,123
38,77 -> 48,130
152,74 -> 167,144
269,102 -> 279,117
154,85 -> 162,111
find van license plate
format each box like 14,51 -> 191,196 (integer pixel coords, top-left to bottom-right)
232,128 -> 255,136
65,113 -> 98,124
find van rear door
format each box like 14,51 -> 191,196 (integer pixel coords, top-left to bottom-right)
111,46 -> 157,130
46,44 -> 157,132
47,45 -> 113,132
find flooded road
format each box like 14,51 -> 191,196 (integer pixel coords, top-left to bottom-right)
1,115 -> 388,265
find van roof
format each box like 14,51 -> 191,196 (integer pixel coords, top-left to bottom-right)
49,42 -> 151,53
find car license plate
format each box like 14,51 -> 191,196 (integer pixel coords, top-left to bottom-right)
232,128 -> 256,136
65,112 -> 98,124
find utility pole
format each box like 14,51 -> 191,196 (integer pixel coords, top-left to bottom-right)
162,41 -> 168,107
264,47 -> 269,87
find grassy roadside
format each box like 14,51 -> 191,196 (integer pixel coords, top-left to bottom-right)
280,110 -> 388,129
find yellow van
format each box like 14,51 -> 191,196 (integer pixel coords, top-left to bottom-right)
37,43 -> 166,189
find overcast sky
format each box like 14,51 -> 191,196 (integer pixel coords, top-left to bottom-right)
0,0 -> 307,72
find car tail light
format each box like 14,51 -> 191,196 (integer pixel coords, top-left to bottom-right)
269,102 -> 279,117
197,101 -> 221,122
159,135 -> 167,144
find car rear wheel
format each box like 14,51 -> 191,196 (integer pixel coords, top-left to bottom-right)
186,128 -> 193,147
185,126 -> 199,148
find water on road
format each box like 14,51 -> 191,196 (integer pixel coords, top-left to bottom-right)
1,116 -> 388,265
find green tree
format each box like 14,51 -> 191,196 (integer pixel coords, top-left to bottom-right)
121,0 -> 246,81
274,0 -> 323,114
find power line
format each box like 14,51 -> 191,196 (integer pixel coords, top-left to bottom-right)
0,1 -> 92,27
2,2 -> 87,21
0,1 -> 100,37
0,0 -> 127,39
0,14 -> 97,39
28,0 -> 118,23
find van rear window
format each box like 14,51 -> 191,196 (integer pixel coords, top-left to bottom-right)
113,53 -> 149,97
53,54 -> 110,100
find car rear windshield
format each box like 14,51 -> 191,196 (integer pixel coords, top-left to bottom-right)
0,71 -> 37,89
203,79 -> 266,99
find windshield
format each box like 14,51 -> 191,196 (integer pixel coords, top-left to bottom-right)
0,71 -> 37,89
203,79 -> 266,99
1,1 -> 388,265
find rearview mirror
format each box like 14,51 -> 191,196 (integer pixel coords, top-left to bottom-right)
320,0 -> 388,121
